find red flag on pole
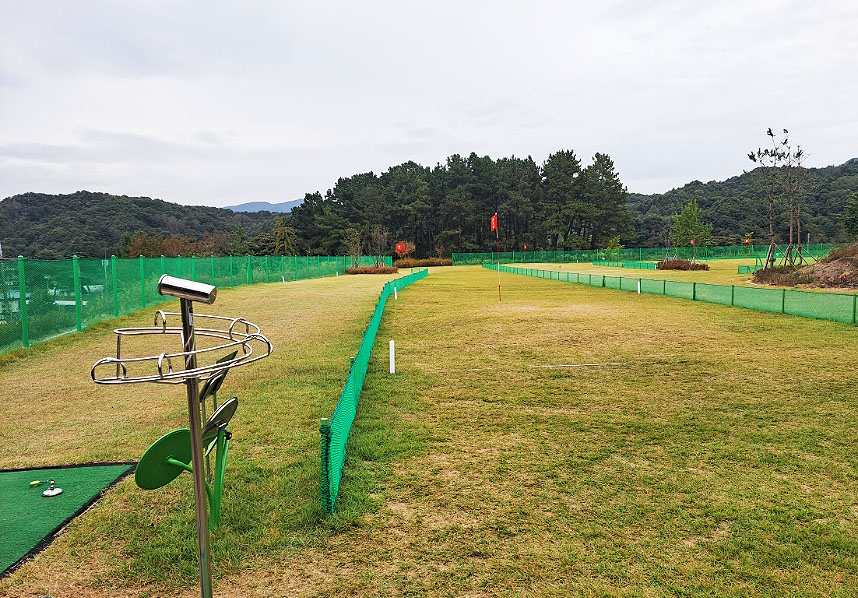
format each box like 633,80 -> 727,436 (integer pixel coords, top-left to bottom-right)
743,238 -> 750,244
690,239 -> 695,246
395,241 -> 406,254
490,213 -> 498,232
523,244 -> 527,250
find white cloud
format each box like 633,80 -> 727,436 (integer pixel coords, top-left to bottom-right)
1,0 -> 856,205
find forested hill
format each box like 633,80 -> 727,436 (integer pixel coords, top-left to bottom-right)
0,191 -> 274,258
629,160 -> 858,246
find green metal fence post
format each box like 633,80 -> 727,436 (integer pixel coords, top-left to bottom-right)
177,254 -> 182,278
111,255 -> 119,316
229,255 -> 234,287
731,285 -> 735,306
160,254 -> 166,276
693,282 -> 697,301
139,255 -> 146,307
782,289 -> 786,314
853,294 -> 857,324
211,255 -> 216,286
265,255 -> 270,283
17,256 -> 29,347
294,256 -> 298,280
72,255 -> 82,332
191,255 -> 197,281
246,255 -> 252,285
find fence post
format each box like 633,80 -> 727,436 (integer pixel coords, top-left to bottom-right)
72,255 -> 82,332
211,255 -> 216,286
139,255 -> 146,307
160,254 -> 166,276
782,289 -> 786,314
177,254 -> 182,278
229,255 -> 234,287
111,255 -> 119,316
246,255 -> 252,285
294,256 -> 298,280
17,255 -> 29,347
731,285 -> 735,306
265,255 -> 270,283
853,294 -> 857,324
693,282 -> 696,301
191,255 -> 197,281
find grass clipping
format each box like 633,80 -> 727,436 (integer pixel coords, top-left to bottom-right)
753,241 -> 858,287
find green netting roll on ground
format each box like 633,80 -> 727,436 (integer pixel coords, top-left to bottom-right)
319,269 -> 429,512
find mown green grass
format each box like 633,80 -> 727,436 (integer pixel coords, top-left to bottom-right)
3,266 -> 858,597
517,258 -> 842,291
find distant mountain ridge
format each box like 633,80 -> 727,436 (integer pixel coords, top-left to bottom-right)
224,199 -> 302,213
0,190 -> 274,258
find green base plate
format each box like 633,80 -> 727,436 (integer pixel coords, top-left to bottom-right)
135,429 -> 192,490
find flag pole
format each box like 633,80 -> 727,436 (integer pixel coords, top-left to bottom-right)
495,214 -> 501,301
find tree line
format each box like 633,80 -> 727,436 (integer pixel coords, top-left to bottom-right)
288,151 -> 632,258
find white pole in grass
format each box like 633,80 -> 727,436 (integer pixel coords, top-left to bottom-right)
637,281 -> 641,294
389,340 -> 395,374
394,285 -> 398,300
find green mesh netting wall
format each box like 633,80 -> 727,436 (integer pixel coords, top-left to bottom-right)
454,243 -> 835,266
0,255 -> 391,354
592,261 -> 657,269
319,269 -> 429,512
484,264 -> 857,325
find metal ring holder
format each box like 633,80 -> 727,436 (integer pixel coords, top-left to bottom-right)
91,275 -> 272,598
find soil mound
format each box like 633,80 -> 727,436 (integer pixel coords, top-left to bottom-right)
752,242 -> 858,288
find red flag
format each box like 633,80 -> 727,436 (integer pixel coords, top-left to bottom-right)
395,241 -> 405,254
743,238 -> 751,244
523,244 -> 527,250
690,239 -> 695,246
490,213 -> 498,232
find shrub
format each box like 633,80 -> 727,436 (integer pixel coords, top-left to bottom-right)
656,259 -> 710,271
345,266 -> 399,275
752,266 -> 815,286
393,257 -> 452,268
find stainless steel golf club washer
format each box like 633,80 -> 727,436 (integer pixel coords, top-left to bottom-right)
90,276 -> 273,598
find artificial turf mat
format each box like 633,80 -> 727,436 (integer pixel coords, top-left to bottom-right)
0,463 -> 135,577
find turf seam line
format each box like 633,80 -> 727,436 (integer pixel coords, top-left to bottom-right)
1,462 -> 137,579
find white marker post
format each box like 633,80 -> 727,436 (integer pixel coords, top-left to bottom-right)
637,281 -> 641,294
394,285 -> 398,300
389,340 -> 395,374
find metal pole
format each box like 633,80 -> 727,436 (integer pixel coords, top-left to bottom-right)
73,255 -> 82,332
178,297 -> 214,598
17,255 -> 29,347
111,255 -> 119,316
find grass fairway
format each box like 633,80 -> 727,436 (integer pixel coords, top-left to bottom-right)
516,258 -> 827,288
4,266 -> 858,596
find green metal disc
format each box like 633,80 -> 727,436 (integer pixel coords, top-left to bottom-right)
135,428 -> 192,490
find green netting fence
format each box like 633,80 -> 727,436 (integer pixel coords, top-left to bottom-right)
483,263 -> 858,325
592,260 -> 657,269
453,243 -> 835,266
319,268 -> 429,512
0,254 -> 391,354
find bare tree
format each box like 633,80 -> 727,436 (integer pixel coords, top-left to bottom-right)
747,128 -> 805,269
343,227 -> 363,269
367,224 -> 390,267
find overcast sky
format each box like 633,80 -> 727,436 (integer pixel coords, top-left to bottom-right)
1,1 -> 856,207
